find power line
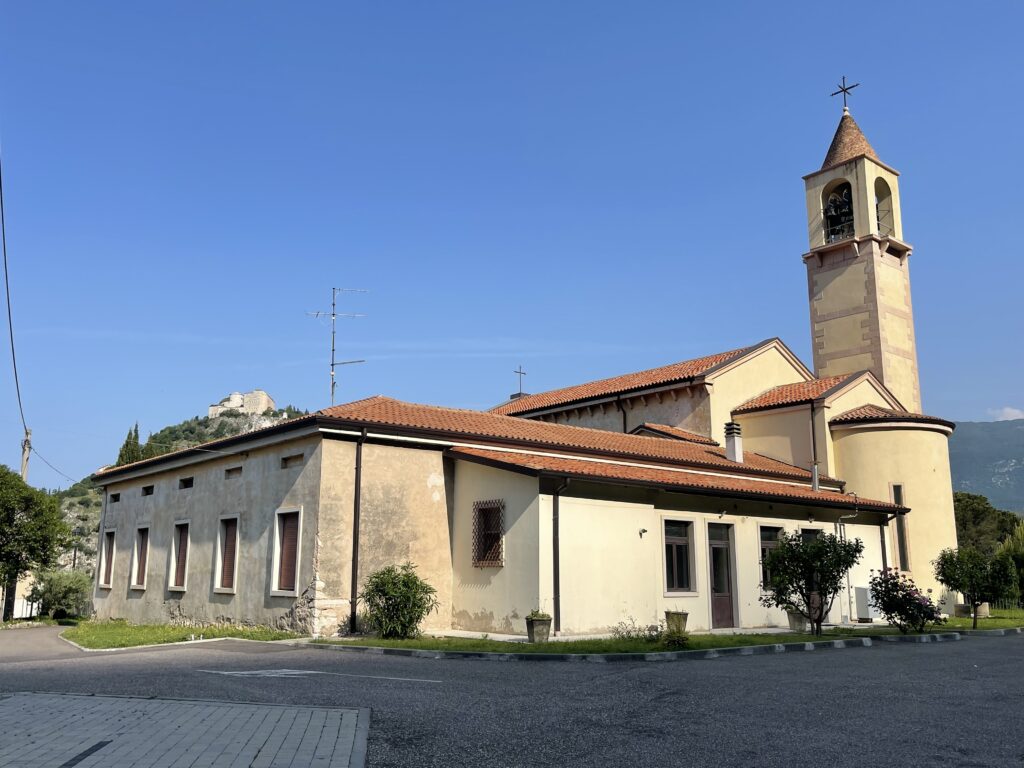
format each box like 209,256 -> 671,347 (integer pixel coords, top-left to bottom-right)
0,140 -> 27,435
30,447 -> 76,484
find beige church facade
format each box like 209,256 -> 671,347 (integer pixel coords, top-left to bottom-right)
91,108 -> 959,636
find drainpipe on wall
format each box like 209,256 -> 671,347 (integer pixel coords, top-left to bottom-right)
809,403 -> 820,491
552,477 -> 570,634
349,428 -> 368,634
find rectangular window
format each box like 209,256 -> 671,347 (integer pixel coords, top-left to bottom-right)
893,485 -> 910,570
100,531 -> 115,587
801,528 -> 822,543
178,477 -> 194,490
225,466 -> 242,479
171,522 -> 189,590
280,454 -> 304,469
132,528 -> 149,588
472,500 -> 504,567
109,493 -> 120,504
759,526 -> 784,587
218,517 -> 239,591
142,485 -> 154,497
275,511 -> 300,593
664,520 -> 692,592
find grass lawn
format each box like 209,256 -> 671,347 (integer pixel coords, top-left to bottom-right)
942,607 -> 1024,631
313,629 -> 880,655
62,620 -> 299,649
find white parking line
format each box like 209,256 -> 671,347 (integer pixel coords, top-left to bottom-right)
197,667 -> 443,683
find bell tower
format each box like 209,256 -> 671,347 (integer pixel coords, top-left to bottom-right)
802,104 -> 921,412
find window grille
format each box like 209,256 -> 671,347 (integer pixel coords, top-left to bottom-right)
472,500 -> 504,567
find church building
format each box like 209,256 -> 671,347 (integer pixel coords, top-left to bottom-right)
90,106 -> 959,636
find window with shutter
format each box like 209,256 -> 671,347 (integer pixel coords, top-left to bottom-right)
277,512 -> 299,592
472,500 -> 504,567
219,518 -> 238,590
133,528 -> 149,587
101,531 -> 115,587
172,523 -> 189,589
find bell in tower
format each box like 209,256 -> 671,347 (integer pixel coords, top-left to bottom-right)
802,87 -> 922,412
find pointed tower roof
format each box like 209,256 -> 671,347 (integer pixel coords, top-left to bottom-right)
821,107 -> 879,170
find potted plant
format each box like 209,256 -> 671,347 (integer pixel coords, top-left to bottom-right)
525,609 -> 552,643
664,610 -> 688,634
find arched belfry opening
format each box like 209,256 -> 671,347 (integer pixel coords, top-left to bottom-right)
823,181 -> 854,243
875,178 -> 894,237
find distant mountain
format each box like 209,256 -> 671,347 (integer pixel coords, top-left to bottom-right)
949,419 -> 1024,514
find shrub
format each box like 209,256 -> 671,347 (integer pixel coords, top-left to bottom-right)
610,617 -> 688,649
868,568 -> 944,634
759,531 -> 864,636
526,609 -> 551,620
28,569 -> 92,618
359,563 -> 439,639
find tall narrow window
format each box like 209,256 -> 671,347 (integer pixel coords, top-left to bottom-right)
133,528 -> 149,588
276,511 -> 300,592
664,520 -> 692,591
171,523 -> 189,590
101,531 -> 115,587
219,518 -> 238,591
759,526 -> 784,587
472,500 -> 504,567
893,485 -> 910,570
875,178 -> 894,237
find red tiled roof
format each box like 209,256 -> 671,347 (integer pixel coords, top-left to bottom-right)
449,447 -> 896,512
319,396 -> 821,482
490,343 -> 763,416
830,404 -> 955,430
631,423 -> 718,446
822,109 -> 879,170
733,375 -> 852,414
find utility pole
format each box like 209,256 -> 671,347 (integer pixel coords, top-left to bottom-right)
308,288 -> 367,405
20,428 -> 30,481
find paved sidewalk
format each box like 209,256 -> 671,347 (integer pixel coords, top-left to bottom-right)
0,692 -> 367,767
0,625 -> 82,662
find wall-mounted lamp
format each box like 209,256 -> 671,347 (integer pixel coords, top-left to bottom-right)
718,510 -> 726,518
807,514 -> 815,524
639,528 -> 648,539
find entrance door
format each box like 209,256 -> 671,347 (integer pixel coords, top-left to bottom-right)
708,523 -> 735,628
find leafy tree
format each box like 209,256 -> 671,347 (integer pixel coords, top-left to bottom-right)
995,521 -> 1024,606
0,466 -> 71,621
759,531 -> 864,636
359,563 -> 439,639
953,492 -> 1019,555
115,423 -> 143,466
933,547 -> 1017,629
28,569 -> 92,618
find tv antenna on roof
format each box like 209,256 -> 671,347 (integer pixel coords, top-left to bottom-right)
307,287 -> 367,405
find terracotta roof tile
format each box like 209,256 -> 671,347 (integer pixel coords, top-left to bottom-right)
490,343 -> 761,416
733,375 -> 852,414
319,396 -> 820,482
449,447 -> 896,511
631,423 -> 718,445
822,109 -> 879,170
830,404 -> 955,430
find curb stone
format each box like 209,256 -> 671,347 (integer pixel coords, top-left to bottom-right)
872,632 -> 962,644
299,635 -> 879,663
956,627 -> 1023,637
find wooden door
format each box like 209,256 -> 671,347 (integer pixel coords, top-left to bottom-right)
708,524 -> 735,628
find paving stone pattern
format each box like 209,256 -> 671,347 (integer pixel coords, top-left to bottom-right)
0,693 -> 365,768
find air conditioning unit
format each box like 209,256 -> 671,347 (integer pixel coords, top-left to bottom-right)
854,587 -> 881,622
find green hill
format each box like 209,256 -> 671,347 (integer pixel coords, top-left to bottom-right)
949,419 -> 1024,513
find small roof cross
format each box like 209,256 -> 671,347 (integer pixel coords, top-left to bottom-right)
513,365 -> 527,396
830,75 -> 860,109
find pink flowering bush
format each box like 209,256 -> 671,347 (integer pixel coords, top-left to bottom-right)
868,568 -> 945,634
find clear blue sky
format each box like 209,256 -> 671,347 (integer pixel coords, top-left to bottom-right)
1,2 -> 1021,489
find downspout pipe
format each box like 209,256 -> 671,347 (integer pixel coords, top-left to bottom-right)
810,402 -> 820,491
552,477 -> 570,634
349,428 -> 368,634
615,396 -> 627,433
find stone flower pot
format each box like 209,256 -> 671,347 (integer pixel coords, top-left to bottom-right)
954,602 -> 990,619
664,610 -> 688,634
526,616 -> 552,643
786,610 -> 809,633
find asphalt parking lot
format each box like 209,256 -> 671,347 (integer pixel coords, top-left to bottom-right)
2,627 -> 1024,767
